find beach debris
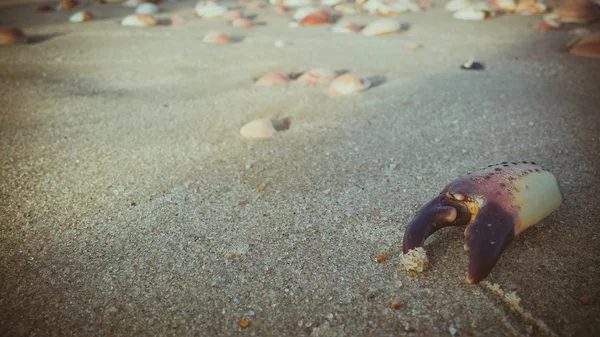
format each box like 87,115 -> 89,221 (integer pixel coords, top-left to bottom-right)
553,0 -> 600,23
360,19 -> 403,36
376,255 -> 387,263
232,17 -> 254,27
255,71 -> 290,86
121,14 -> 157,26
487,0 -> 516,12
36,3 -> 54,12
328,73 -> 371,95
57,0 -> 79,10
460,59 -> 485,70
203,31 -> 232,44
296,69 -> 338,86
224,10 -> 244,21
568,32 -> 600,57
402,162 -> 563,284
299,10 -> 332,25
331,21 -> 363,33
240,118 -> 277,139
453,3 -> 495,20
362,0 -> 412,15
69,10 -> 94,22
239,319 -> 250,328
399,247 -> 428,274
135,2 -> 160,14
0,27 -> 27,45
391,301 -> 401,309
514,0 -> 548,15
195,1 -> 228,18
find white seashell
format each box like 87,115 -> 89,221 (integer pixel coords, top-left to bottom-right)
328,73 -> 371,95
195,1 -> 228,18
331,20 -> 362,33
445,0 -> 473,11
296,69 -> 336,86
360,19 -> 402,36
135,3 -> 159,14
270,0 -> 312,7
293,6 -> 319,20
69,10 -> 93,23
453,4 -> 494,20
121,14 -> 157,26
240,118 -> 277,139
404,0 -> 422,12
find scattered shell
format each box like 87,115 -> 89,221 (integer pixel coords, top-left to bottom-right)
445,0 -> 473,11
299,10 -> 332,25
240,118 -> 277,139
554,0 -> 600,23
195,1 -> 228,18
331,21 -> 362,33
536,12 -> 561,29
515,0 -> 548,15
57,0 -> 79,10
275,5 -> 289,13
270,0 -> 312,6
322,0 -> 344,6
121,14 -> 157,26
453,7 -> 494,20
568,32 -> 600,57
360,19 -> 402,36
487,0 -> 516,12
69,10 -> 93,22
255,72 -> 290,86
203,31 -> 232,44
363,1 -> 410,16
36,4 -> 54,12
0,27 -> 27,45
224,10 -> 244,21
248,0 -> 264,8
403,42 -> 421,50
328,73 -> 371,95
136,3 -> 159,14
292,6 -> 319,20
232,17 -> 254,27
460,59 -> 485,70
296,69 -> 336,86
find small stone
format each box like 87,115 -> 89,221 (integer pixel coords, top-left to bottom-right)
528,122 -> 535,126
460,59 -> 485,70
107,306 -> 118,313
391,301 -> 400,310
449,324 -> 457,336
376,255 -> 386,263
239,319 -> 249,328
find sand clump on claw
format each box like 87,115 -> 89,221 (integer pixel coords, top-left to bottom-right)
255,72 -> 290,86
121,14 -> 157,26
69,10 -> 93,23
328,73 -> 371,95
569,32 -> 600,57
195,1 -> 228,18
400,247 -> 428,275
360,19 -> 402,36
240,118 -> 277,139
203,31 -> 232,44
553,0 -> 600,23
0,27 -> 27,45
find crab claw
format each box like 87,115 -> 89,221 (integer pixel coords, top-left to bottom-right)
402,161 -> 563,284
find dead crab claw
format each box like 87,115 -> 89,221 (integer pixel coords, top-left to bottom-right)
402,161 -> 563,284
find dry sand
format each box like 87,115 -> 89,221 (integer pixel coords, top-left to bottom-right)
1,0 -> 599,336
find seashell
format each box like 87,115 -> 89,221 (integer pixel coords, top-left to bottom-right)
232,17 -> 254,27
299,10 -> 332,25
487,0 -> 516,12
121,14 -> 157,26
240,118 -> 277,139
293,6 -> 319,20
515,0 -> 547,15
363,1 -> 410,15
554,0 -> 600,23
36,4 -> 54,12
224,10 -> 244,21
255,72 -> 290,86
136,3 -> 160,14
445,0 -> 473,11
69,10 -> 93,22
328,73 -> 371,95
296,69 -> 337,86
248,1 -> 264,8
460,59 -> 485,70
57,0 -> 79,10
331,21 -> 363,33
536,12 -> 560,29
0,27 -> 28,45
203,31 -> 232,44
453,7 -> 494,20
333,3 -> 358,13
360,19 -> 402,36
568,32 -> 600,57
195,1 -> 228,18
270,0 -> 312,6
275,5 -> 289,13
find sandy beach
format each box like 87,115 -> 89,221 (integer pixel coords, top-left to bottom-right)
1,0 -> 599,336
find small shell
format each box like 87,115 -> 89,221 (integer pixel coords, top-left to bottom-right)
69,10 -> 93,22
232,17 -> 254,28
0,27 -> 27,45
515,0 -> 547,15
121,14 -> 157,26
331,21 -> 362,33
293,6 -> 319,20
487,0 -> 515,12
445,0 -> 472,11
255,72 -> 290,86
299,10 -> 332,25
360,19 -> 402,36
453,8 -> 494,20
135,3 -> 159,14
248,1 -> 264,8
569,33 -> 600,57
296,69 -> 336,86
195,1 -> 228,18
57,0 -> 78,10
224,10 -> 244,21
240,118 -> 277,139
271,0 -> 312,6
554,0 -> 600,23
203,31 -> 232,44
275,5 -> 289,13
328,73 -> 371,95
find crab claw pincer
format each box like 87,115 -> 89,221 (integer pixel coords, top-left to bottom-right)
402,161 -> 563,284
